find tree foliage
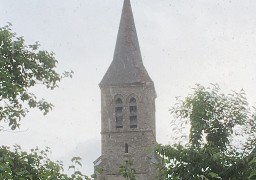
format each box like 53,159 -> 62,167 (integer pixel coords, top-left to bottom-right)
0,25 -> 92,179
119,160 -> 136,180
0,23 -> 72,130
156,84 -> 256,179
0,145 -> 90,180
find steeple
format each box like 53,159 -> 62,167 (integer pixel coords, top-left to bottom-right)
95,1 -> 158,179
100,0 -> 153,86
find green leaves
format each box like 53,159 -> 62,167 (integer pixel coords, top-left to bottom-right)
157,84 -> 256,179
0,145 -> 91,180
119,160 -> 136,180
171,84 -> 251,150
0,24 -> 73,130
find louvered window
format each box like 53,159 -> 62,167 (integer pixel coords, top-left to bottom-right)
129,97 -> 137,128
115,98 -> 123,128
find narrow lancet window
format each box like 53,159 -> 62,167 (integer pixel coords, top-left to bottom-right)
125,143 -> 128,153
115,98 -> 123,128
129,97 -> 137,128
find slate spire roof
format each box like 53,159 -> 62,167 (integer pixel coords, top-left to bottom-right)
100,0 -> 153,86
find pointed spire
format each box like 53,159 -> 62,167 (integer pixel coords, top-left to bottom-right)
100,0 -> 153,86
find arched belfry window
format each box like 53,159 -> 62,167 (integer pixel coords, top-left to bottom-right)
115,98 -> 123,128
129,97 -> 137,128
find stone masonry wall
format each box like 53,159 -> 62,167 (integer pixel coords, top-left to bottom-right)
98,84 -> 157,179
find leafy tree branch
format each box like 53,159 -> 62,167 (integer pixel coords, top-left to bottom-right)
156,84 -> 256,179
0,23 -> 73,130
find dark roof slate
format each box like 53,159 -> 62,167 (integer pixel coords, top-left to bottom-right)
100,0 -> 153,86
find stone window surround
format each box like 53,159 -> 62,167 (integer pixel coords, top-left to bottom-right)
115,95 -> 124,128
129,97 -> 137,128
114,93 -> 139,129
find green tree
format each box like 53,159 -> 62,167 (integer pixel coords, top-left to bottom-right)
0,23 -> 73,130
156,84 -> 256,179
119,160 -> 136,180
0,145 -> 90,180
0,25 -> 94,179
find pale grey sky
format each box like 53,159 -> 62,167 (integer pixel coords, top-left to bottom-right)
1,0 -> 256,175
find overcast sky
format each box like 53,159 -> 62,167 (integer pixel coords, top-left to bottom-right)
1,0 -> 256,175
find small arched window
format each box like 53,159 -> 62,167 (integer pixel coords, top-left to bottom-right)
115,98 -> 123,128
129,97 -> 137,128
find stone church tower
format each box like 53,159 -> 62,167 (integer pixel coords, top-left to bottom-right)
94,0 -> 158,179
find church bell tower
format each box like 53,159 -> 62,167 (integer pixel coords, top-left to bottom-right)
94,0 -> 157,179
